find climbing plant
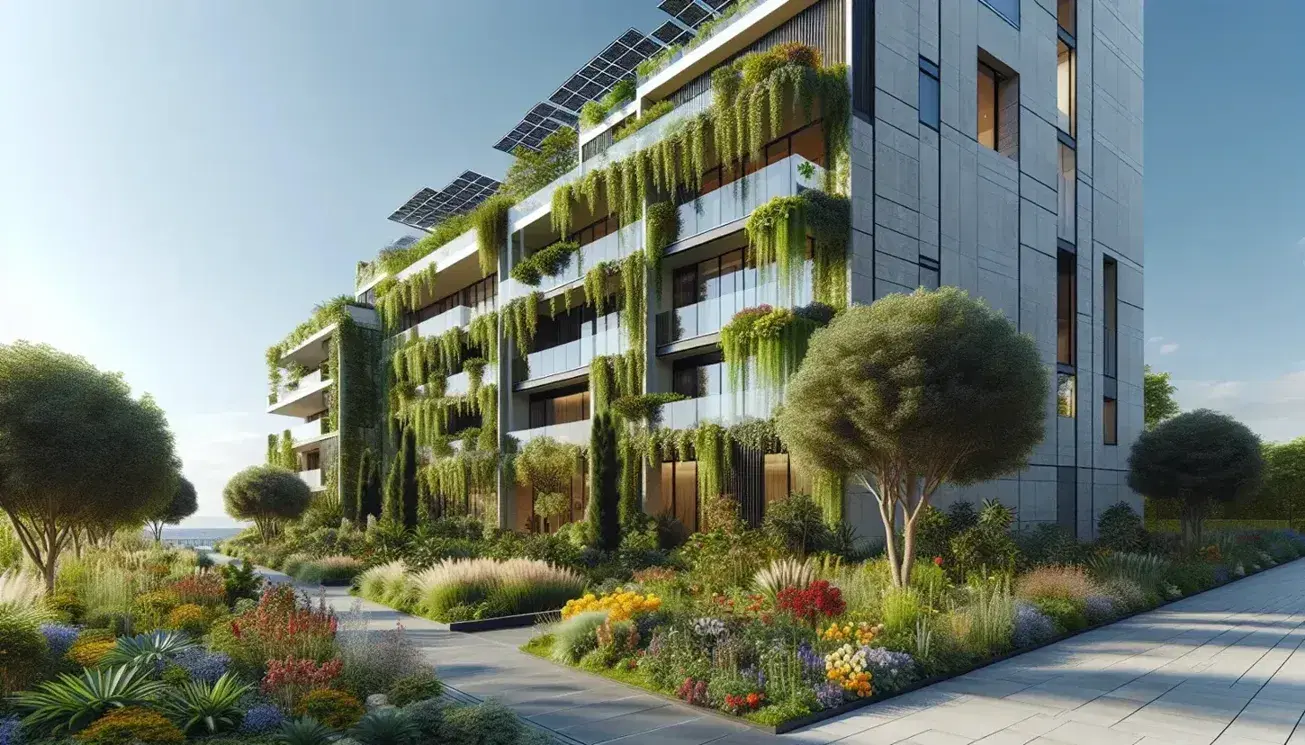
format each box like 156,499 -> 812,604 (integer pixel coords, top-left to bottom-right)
583,261 -> 618,315
645,201 -> 680,294
467,311 -> 498,362
745,191 -> 850,308
334,316 -> 381,509
509,240 -> 579,286
504,292 -> 540,357
472,193 -> 513,275
621,251 -> 646,351
720,303 -> 832,392
589,352 -> 645,416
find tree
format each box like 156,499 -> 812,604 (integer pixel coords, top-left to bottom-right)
349,448 -> 375,523
148,475 -> 198,542
1256,438 -> 1305,528
400,427 -> 419,529
775,288 -> 1046,588
278,430 -> 296,470
1127,409 -> 1262,546
503,127 -> 578,200
1144,365 -> 1180,430
223,465 -> 312,541
360,451 -> 382,521
383,454 -> 402,525
0,342 -> 179,591
587,414 -> 621,552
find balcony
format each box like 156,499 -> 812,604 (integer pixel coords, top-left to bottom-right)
509,419 -> 592,447
520,315 -> 626,385
446,363 -> 497,397
656,262 -> 814,348
661,392 -> 775,430
406,305 -> 472,341
676,154 -> 824,247
290,419 -> 336,450
504,220 -> 645,301
268,369 -> 332,418
298,469 -> 324,492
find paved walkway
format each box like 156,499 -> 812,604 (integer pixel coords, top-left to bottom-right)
212,555 -> 1305,745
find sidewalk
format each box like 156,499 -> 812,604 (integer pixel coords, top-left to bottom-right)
212,555 -> 1305,745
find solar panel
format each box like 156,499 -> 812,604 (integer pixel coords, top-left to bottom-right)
387,171 -> 504,231
702,0 -> 735,9
495,27 -> 659,153
677,3 -> 711,27
657,0 -> 695,16
652,19 -> 695,46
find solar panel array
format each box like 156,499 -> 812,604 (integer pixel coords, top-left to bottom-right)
387,171 -> 503,231
494,28 -> 664,154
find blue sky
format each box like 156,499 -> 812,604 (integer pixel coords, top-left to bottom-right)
0,2 -> 1299,525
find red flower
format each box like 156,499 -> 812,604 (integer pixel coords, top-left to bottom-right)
776,580 -> 846,625
933,556 -> 944,567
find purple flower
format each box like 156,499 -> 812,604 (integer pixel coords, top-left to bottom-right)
1013,601 -> 1057,648
239,704 -> 284,734
39,623 -> 79,659
0,716 -> 23,745
796,642 -> 824,677
861,646 -> 916,692
172,647 -> 230,684
814,681 -> 845,709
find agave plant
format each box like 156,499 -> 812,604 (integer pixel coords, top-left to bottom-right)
349,707 -> 421,745
101,630 -> 196,668
275,715 -> 336,745
161,672 -> 252,734
14,664 -> 168,734
753,557 -> 816,598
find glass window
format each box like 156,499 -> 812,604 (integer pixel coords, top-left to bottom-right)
700,166 -> 721,197
1058,0 -> 1076,36
979,0 -> 1019,27
1058,143 -> 1076,242
1057,373 -> 1077,418
919,58 -> 940,130
672,266 -> 698,309
1057,40 -> 1076,137
1057,250 -> 1076,366
977,63 -> 998,150
719,250 -> 743,299
853,0 -> 873,117
1103,397 -> 1118,445
699,254 -> 721,300
1104,257 -> 1118,378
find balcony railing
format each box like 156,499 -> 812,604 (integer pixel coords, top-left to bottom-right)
678,154 -> 824,244
509,419 -> 592,447
290,419 -> 335,447
505,221 -> 645,301
446,363 -> 497,397
661,392 -> 774,430
406,305 -> 473,340
298,469 -> 324,491
636,0 -> 762,85
656,262 -> 814,346
277,369 -> 329,402
522,316 -> 626,383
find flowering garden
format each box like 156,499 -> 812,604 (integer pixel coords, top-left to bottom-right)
0,537 -> 550,745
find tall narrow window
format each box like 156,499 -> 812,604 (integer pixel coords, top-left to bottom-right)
1058,0 -> 1076,37
1103,397 -> 1118,445
977,63 -> 998,150
1057,373 -> 1077,418
853,0 -> 873,119
1058,143 -> 1076,242
1057,250 -> 1076,366
1057,39 -> 1076,137
919,57 -> 940,130
1104,257 -> 1118,379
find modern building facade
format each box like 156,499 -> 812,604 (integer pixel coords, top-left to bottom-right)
266,0 -> 1144,542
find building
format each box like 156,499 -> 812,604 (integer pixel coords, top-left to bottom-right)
265,0 -> 1144,543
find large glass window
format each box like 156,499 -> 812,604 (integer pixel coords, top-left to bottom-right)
1057,40 -> 1076,137
977,63 -> 999,150
672,354 -> 724,399
853,0 -> 873,118
1058,143 -> 1076,242
405,274 -> 498,331
528,387 -> 590,428
919,57 -> 940,130
1057,250 -> 1076,366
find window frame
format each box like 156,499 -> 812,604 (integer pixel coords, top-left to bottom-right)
919,57 -> 941,131
977,61 -> 1000,150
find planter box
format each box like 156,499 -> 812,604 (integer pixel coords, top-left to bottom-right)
449,609 -> 562,633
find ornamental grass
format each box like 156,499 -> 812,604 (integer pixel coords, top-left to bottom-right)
414,558 -> 583,621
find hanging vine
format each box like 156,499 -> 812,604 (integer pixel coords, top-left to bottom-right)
620,251 -> 646,352
805,190 -> 851,308
473,193 -> 512,275
504,292 -> 540,357
645,201 -> 680,294
720,303 -> 832,392
509,240 -> 579,286
589,351 -> 645,415
584,261 -> 618,315
745,195 -> 808,303
467,311 -> 498,362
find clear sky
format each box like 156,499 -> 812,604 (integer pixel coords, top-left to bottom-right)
0,2 -> 1299,525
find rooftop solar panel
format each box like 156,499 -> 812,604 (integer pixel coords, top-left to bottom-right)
387,171 -> 504,231
703,0 -> 734,9
677,3 -> 711,27
657,0 -> 695,16
652,19 -> 694,46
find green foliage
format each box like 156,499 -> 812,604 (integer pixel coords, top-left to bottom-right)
440,700 -> 527,745
296,688 -> 365,729
610,393 -> 685,425
350,707 -> 421,745
473,193 -> 513,276
1031,596 -> 1087,633
957,581 -> 1016,656
776,288 -> 1047,588
551,612 -> 607,663
533,492 -> 569,523
516,437 -> 583,496
147,476 -> 198,541
510,240 -> 579,286
387,670 -> 443,707
720,303 -> 829,392
74,705 -> 184,745
0,606 -> 47,695
101,630 -> 195,668
15,664 -> 168,735
221,559 -> 263,605
645,201 -> 680,293
503,127 -> 578,201
1087,552 -> 1170,597
0,341 -> 180,590
613,100 -> 675,142
588,413 -> 621,551
223,465 -> 312,541
744,191 -> 849,307
274,716 -> 336,745
160,672 -> 251,735
400,428 -> 419,529
763,493 -> 832,557
1128,409 -> 1263,545
589,352 -> 644,416
579,79 -> 636,130
1144,365 -> 1180,430
468,311 -> 498,363
504,293 -> 540,358
1097,501 -> 1145,552
1254,438 -> 1305,524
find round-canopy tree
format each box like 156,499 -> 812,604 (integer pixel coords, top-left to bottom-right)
776,288 -> 1047,588
1128,409 -> 1262,546
0,342 -> 179,591
223,465 -> 312,541
147,475 -> 198,542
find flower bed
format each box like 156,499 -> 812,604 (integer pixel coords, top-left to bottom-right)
355,556 -> 585,624
519,505 -> 1305,730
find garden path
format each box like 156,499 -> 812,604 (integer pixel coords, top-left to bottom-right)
211,555 -> 1305,745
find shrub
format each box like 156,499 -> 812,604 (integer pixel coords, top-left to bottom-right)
350,707 -> 421,745
1031,596 -> 1087,632
1087,552 -> 1170,597
170,647 -> 230,684
281,554 -> 313,579
0,716 -> 20,745
14,664 -> 168,735
161,672 -> 252,734
551,611 -> 608,663
776,580 -> 845,625
165,604 -> 207,636
296,555 -> 364,586
73,706 -> 184,745
1016,566 -> 1099,603
753,557 -> 816,599
441,700 -> 524,745
560,589 -> 660,622
238,703 -> 285,734
261,657 -> 343,710
227,585 -> 338,664
1012,601 -> 1057,648
880,587 -> 924,636
1101,577 -> 1151,612
0,608 -> 48,695
220,560 -> 263,605
1098,501 -> 1144,551
862,648 -> 917,694
388,671 -> 444,707
414,558 -> 583,621
66,636 -> 116,668
912,506 -> 953,562
763,493 -> 832,557
1165,562 -> 1216,596
40,623 -> 80,660
274,716 -> 335,745
402,698 -> 448,740
1084,594 -> 1117,624
47,591 -> 86,623
295,688 -> 365,729
336,610 -> 424,699
1016,524 -> 1085,568
357,561 -> 416,609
